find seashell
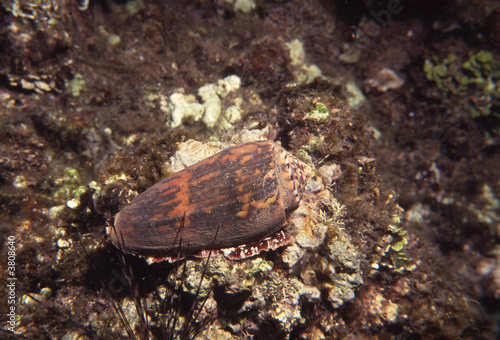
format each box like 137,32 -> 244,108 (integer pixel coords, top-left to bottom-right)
107,141 -> 312,262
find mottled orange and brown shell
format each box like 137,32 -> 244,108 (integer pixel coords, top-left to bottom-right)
108,141 -> 311,262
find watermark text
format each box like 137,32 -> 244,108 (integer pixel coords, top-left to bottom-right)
6,236 -> 17,333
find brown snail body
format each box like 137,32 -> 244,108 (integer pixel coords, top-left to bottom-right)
108,141 -> 311,262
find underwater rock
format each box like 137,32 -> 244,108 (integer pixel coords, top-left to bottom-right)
168,139 -> 232,173
233,0 -> 257,14
285,39 -> 324,83
167,75 -> 243,129
199,84 -> 222,129
366,67 -> 404,92
318,163 -> 342,186
365,287 -> 399,324
324,239 -> 364,308
346,81 -> 366,108
168,92 -> 204,128
238,273 -> 321,333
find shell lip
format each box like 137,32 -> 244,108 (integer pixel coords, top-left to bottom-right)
108,224 -> 294,264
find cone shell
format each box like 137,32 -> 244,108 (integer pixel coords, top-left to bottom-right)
109,141 -> 311,259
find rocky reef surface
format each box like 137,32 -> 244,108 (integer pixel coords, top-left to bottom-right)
0,0 -> 498,339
